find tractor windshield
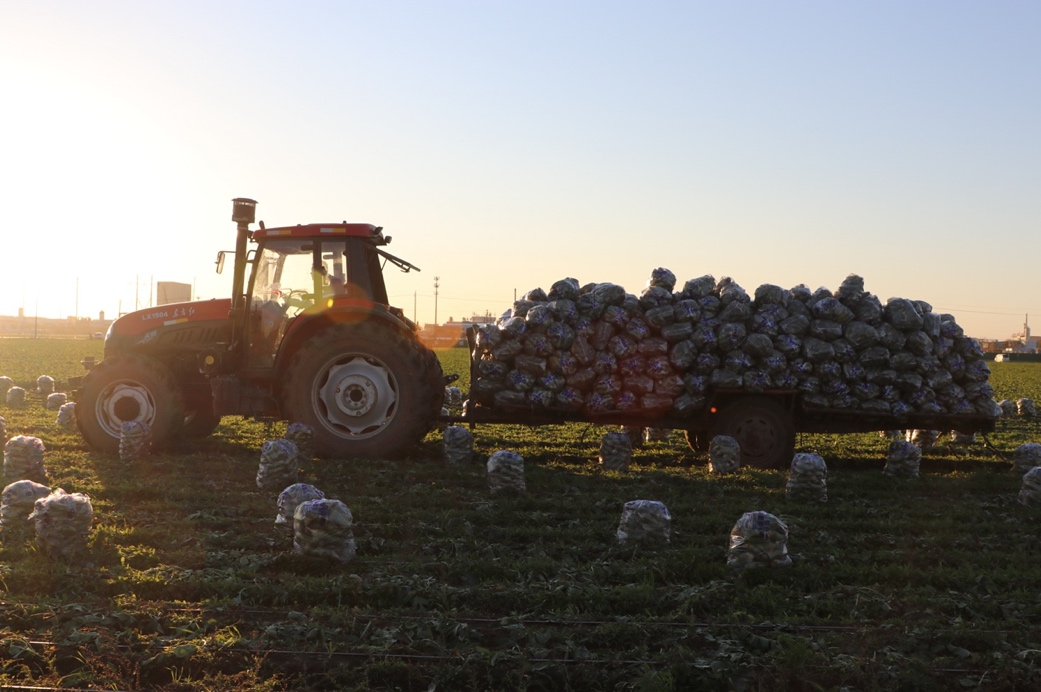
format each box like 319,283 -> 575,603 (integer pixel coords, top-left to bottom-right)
248,240 -> 324,366
251,240 -> 320,312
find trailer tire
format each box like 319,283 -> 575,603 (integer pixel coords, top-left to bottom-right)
712,396 -> 795,469
75,354 -> 185,454
281,322 -> 443,459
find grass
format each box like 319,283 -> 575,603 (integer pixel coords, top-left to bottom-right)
0,340 -> 1039,690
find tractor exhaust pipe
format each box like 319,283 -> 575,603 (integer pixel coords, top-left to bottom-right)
228,198 -> 256,355
230,198 -> 256,315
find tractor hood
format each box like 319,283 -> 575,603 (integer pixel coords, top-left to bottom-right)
105,299 -> 232,356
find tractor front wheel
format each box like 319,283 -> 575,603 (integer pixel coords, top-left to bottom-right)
75,354 -> 185,454
281,322 -> 444,459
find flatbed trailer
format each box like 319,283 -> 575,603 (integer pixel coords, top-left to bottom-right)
450,329 -> 997,468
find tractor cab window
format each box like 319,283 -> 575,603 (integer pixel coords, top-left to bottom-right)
249,239 -> 323,365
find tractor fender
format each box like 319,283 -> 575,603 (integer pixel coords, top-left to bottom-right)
274,305 -> 419,375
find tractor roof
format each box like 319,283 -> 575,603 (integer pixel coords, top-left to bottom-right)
252,223 -> 388,244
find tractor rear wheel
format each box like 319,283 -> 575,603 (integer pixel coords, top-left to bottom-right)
711,396 -> 795,469
75,353 -> 185,454
281,322 -> 444,459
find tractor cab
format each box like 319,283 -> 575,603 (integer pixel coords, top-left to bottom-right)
243,226 -> 393,367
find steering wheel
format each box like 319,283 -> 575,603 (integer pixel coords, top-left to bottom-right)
282,289 -> 315,313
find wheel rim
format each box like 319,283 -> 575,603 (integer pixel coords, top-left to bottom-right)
731,415 -> 781,463
95,380 -> 157,438
313,355 -> 398,438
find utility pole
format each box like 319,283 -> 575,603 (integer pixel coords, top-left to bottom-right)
434,276 -> 440,325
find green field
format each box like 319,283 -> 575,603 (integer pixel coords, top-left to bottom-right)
1,339 -> 1039,690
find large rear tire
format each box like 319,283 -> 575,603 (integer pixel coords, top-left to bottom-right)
712,396 -> 795,469
281,322 -> 444,459
75,354 -> 185,454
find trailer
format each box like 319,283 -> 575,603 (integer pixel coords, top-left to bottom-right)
449,277 -> 1000,469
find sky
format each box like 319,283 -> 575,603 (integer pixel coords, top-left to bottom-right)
0,1 -> 1037,339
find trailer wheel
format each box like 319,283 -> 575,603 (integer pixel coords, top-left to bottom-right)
712,396 -> 795,469
75,354 -> 185,454
281,322 -> 444,459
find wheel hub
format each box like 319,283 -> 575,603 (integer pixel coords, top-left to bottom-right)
336,374 -> 378,417
317,356 -> 397,436
737,418 -> 776,456
96,382 -> 156,437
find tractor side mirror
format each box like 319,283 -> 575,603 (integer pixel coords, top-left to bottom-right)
215,251 -> 226,274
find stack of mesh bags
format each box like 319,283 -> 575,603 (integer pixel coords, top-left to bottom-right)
293,498 -> 356,563
29,489 -> 93,560
468,271 -> 999,424
6,386 -> 26,407
599,431 -> 632,471
1018,467 -> 1041,507
727,510 -> 792,569
4,435 -> 47,484
0,376 -> 12,398
616,500 -> 671,546
1,480 -> 51,546
486,450 -> 525,493
443,386 -> 463,408
45,392 -> 67,410
709,435 -> 741,474
56,403 -> 77,431
786,452 -> 828,502
285,422 -> 315,464
443,425 -> 474,465
0,414 -> 6,442
885,440 -> 922,478
119,421 -> 152,461
998,400 -> 1017,418
1012,443 -> 1041,475
1018,398 -> 1037,418
906,429 -> 939,451
257,439 -> 299,491
643,428 -> 672,443
36,376 -> 55,396
276,483 -> 325,526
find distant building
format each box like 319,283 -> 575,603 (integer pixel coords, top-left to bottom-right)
420,313 -> 496,349
1007,315 -> 1041,353
980,315 -> 1041,359
157,281 -> 192,305
0,313 -> 111,338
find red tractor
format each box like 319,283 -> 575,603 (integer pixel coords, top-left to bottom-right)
75,198 -> 445,458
